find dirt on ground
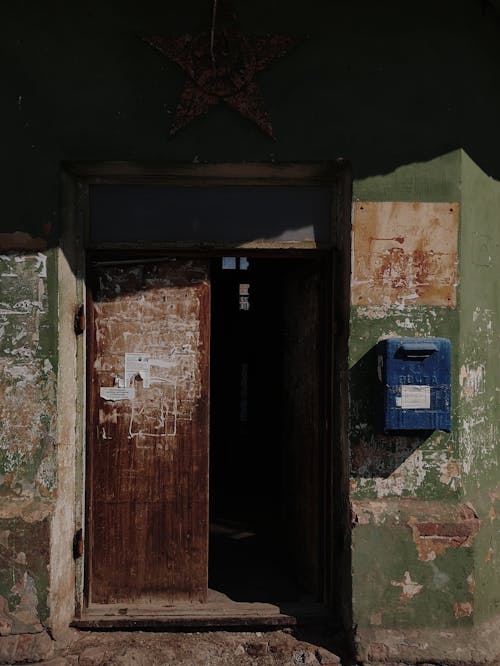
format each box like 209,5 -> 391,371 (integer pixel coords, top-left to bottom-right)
39,628 -> 343,666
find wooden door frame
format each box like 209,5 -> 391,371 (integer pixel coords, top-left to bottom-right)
64,161 -> 352,628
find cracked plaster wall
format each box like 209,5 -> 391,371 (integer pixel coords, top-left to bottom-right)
350,151 -> 500,661
1,1 -> 500,662
0,251 -> 57,637
458,153 -> 500,627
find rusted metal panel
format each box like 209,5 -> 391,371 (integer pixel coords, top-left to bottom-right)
87,259 -> 210,604
351,202 -> 459,307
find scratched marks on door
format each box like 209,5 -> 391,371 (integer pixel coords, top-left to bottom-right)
93,261 -> 208,452
88,258 -> 210,602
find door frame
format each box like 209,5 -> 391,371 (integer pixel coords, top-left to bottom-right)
64,161 -> 352,628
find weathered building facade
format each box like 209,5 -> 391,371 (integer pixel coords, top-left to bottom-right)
1,1 -> 500,663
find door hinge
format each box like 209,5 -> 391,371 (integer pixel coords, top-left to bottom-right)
73,528 -> 84,559
74,304 -> 86,336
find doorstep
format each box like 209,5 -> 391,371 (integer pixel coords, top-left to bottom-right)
72,594 -> 331,630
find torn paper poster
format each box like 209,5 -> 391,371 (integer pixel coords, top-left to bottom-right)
100,387 -> 135,401
125,353 -> 150,388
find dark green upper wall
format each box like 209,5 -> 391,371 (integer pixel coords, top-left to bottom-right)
2,0 -> 500,240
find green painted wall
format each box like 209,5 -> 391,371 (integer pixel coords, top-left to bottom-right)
350,153 -> 471,633
0,0 -> 499,654
350,151 -> 500,652
0,251 -> 57,633
459,153 -> 500,625
2,0 -> 500,244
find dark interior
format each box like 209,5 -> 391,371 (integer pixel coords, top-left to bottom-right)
208,255 -> 327,605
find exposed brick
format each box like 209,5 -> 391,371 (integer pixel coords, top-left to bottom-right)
368,642 -> 389,661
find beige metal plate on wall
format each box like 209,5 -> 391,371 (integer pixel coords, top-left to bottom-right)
351,202 -> 459,307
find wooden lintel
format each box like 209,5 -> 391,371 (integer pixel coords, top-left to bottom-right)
64,160 -> 349,185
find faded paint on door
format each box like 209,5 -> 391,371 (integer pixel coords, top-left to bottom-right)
87,259 -> 210,604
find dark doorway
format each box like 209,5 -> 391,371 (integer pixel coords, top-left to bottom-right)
209,255 -> 329,606
74,162 -> 351,629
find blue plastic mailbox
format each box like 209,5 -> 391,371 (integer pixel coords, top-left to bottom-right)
377,337 -> 451,431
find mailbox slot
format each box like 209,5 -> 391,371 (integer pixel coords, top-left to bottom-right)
378,337 -> 451,431
397,342 -> 438,359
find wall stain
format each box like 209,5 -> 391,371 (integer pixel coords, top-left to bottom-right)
352,202 -> 459,307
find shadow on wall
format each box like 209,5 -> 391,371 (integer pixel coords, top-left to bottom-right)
350,344 -> 434,480
2,0 -> 500,242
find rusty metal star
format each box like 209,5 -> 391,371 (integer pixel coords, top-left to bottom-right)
143,26 -> 298,139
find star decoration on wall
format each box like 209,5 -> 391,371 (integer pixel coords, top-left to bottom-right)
143,13 -> 298,138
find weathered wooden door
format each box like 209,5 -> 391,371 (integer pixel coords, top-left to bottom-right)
86,259 -> 210,604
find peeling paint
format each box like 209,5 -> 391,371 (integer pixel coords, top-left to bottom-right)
10,573 -> 41,628
459,364 -> 485,400
0,518 -> 50,631
461,415 -> 497,478
352,499 -> 481,564
351,500 -> 390,526
0,253 -> 56,501
0,254 -> 49,360
372,449 -> 427,497
408,505 -> 480,561
391,571 -> 423,600
454,601 -> 473,618
439,458 -> 462,491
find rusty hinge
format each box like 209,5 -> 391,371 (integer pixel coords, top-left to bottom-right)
74,304 -> 86,336
73,528 -> 84,559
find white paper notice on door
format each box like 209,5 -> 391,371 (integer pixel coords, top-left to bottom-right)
401,385 -> 431,409
100,387 -> 135,401
125,353 -> 151,388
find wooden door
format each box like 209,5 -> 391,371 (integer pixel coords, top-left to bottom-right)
86,259 -> 210,604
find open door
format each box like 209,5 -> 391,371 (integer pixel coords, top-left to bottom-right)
86,258 -> 210,605
208,256 -> 327,606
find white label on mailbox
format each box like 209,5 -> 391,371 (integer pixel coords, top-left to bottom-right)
400,385 -> 431,409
